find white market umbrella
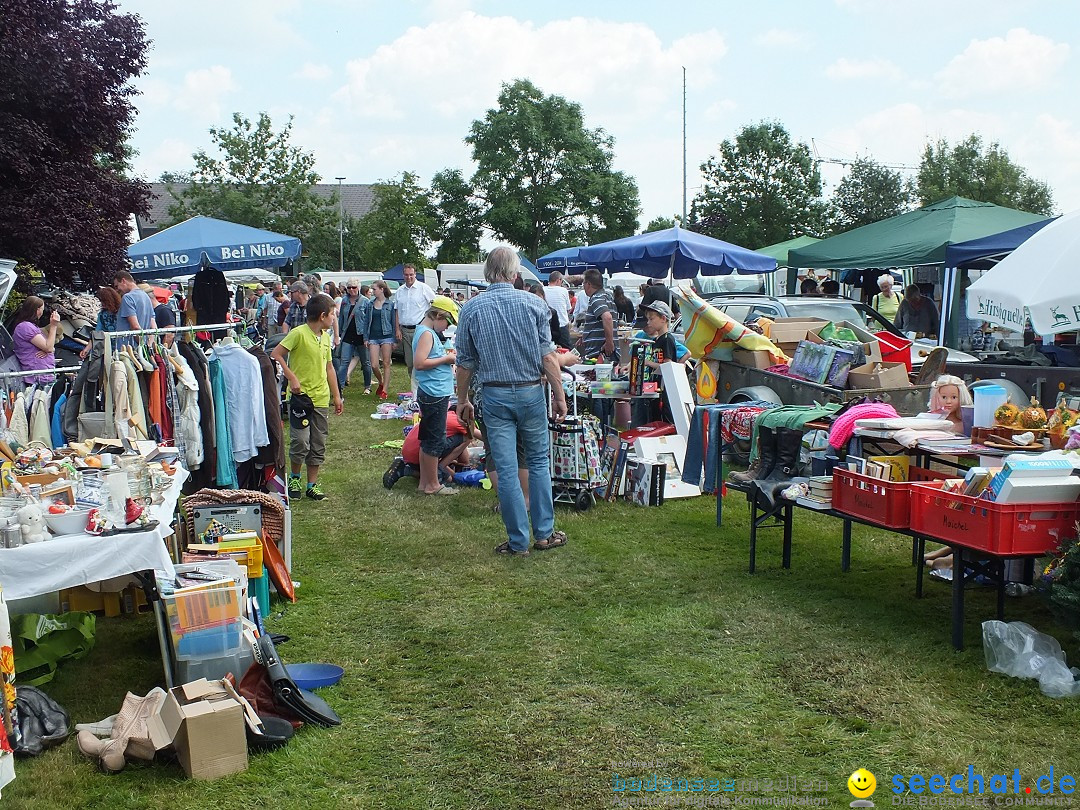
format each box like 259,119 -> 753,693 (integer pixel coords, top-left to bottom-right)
967,209 -> 1080,335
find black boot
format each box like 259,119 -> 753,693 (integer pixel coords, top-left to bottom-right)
752,427 -> 804,506
729,425 -> 777,484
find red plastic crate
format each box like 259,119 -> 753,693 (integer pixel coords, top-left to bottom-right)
832,467 -> 952,529
909,481 -> 1080,555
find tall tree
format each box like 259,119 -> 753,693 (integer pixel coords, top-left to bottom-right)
166,112 -> 339,267
916,135 -> 1054,215
0,0 -> 150,289
431,169 -> 484,264
466,79 -> 640,261
827,157 -> 913,234
644,216 -> 678,233
691,122 -> 824,247
353,172 -> 437,271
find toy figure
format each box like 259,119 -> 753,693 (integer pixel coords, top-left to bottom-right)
927,374 -> 972,431
16,503 -> 49,544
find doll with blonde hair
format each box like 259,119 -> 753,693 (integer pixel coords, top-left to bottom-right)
927,374 -> 972,430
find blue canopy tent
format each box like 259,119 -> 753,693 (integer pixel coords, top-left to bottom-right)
944,217 -> 1057,270
575,225 -> 776,279
516,253 -> 546,282
127,216 -> 301,279
382,263 -> 426,283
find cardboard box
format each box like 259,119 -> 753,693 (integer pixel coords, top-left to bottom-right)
626,457 -> 666,506
846,361 -> 910,390
767,318 -> 828,346
148,679 -> 249,780
731,349 -> 774,369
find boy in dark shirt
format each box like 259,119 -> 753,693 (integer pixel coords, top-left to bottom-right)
639,300 -> 682,424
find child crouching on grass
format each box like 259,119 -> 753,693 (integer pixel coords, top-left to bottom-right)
271,293 -> 343,501
412,295 -> 460,495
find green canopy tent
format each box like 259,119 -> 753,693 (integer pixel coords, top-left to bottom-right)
755,235 -> 821,294
787,197 -> 1046,345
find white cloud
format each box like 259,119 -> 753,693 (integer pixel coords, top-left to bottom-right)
825,57 -> 903,82
173,66 -> 238,118
754,28 -> 809,49
134,138 -> 195,180
295,63 -> 332,81
936,28 -> 1069,99
334,12 -> 727,127
703,99 -> 737,121
1018,114 -> 1080,212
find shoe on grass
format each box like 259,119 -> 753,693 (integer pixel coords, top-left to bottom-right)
306,482 -> 327,501
383,458 -> 406,490
288,477 -> 303,497
494,541 -> 529,557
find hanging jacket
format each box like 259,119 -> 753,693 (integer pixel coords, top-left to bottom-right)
178,342 -> 217,490
191,267 -> 230,327
51,392 -> 67,449
248,345 -> 285,473
9,392 -> 29,446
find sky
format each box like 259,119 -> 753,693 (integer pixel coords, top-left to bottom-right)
116,0 -> 1080,235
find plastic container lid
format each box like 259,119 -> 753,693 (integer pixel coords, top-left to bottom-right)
286,663 -> 344,689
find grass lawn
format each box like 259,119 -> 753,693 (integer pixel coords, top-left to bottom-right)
7,366 -> 1080,809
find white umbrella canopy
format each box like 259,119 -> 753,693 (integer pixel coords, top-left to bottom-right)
967,209 -> 1080,335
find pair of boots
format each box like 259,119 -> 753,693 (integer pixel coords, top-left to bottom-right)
76,688 -> 166,773
728,425 -> 804,506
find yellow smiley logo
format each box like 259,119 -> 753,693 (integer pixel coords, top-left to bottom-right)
847,768 -> 877,799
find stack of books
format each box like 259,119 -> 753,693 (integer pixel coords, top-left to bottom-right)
797,476 -> 835,510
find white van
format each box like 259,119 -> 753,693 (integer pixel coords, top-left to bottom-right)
436,262 -> 541,288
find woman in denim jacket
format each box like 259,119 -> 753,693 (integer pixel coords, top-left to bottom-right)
365,280 -> 397,399
336,281 -> 374,393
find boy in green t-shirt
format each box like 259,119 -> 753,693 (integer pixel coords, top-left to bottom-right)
271,293 -> 344,501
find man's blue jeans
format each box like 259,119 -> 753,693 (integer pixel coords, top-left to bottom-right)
482,383 -> 555,552
335,341 -> 371,389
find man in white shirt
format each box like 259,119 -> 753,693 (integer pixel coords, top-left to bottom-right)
392,264 -> 436,386
543,271 -> 573,349
572,285 -> 590,326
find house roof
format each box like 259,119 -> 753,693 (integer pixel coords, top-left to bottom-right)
136,182 -> 377,238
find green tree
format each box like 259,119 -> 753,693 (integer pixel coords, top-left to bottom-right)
916,135 -> 1054,215
466,79 -> 640,261
0,0 -> 150,289
644,216 -> 678,233
826,157 -> 913,233
691,121 -> 824,247
431,168 -> 484,264
166,112 -> 339,267
353,172 -> 437,270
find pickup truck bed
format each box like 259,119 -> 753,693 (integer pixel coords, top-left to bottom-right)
720,362 -> 932,415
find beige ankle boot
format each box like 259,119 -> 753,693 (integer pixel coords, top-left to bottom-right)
77,688 -> 166,772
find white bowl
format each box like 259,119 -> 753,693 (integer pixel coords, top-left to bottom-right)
43,509 -> 91,536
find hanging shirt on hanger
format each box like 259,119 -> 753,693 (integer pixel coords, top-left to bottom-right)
208,341 -> 269,464
172,352 -> 203,470
51,391 -> 67,449
9,392 -> 29,446
208,358 -> 237,488
29,389 -> 51,448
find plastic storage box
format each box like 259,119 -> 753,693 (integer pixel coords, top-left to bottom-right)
832,467 -> 952,529
909,481 -> 1080,555
175,643 -> 255,683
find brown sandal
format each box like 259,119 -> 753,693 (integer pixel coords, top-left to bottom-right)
534,531 -> 568,551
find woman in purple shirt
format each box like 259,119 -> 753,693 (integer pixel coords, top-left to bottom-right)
12,295 -> 60,382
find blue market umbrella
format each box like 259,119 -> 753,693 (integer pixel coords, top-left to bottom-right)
127,216 -> 301,278
575,225 -> 776,279
536,246 -> 597,274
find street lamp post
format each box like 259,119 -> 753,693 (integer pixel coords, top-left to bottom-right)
335,176 -> 346,272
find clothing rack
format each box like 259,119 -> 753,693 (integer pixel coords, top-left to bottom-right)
0,366 -> 81,379
102,322 -> 237,367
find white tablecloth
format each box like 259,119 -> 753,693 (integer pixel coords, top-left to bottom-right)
0,466 -> 187,601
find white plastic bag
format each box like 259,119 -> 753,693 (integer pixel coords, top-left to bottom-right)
982,620 -> 1080,698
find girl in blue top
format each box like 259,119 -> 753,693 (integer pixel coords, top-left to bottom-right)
412,295 -> 460,495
